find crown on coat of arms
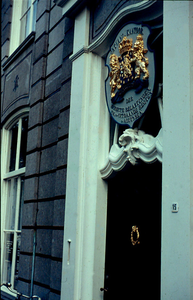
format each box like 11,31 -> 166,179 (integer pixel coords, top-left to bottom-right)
119,36 -> 133,55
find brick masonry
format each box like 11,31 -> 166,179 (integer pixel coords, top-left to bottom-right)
1,0 -> 73,299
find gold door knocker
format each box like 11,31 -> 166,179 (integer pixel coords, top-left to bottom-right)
131,225 -> 140,246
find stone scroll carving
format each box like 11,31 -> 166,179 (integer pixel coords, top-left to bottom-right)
119,128 -> 162,165
100,85 -> 163,179
100,128 -> 162,179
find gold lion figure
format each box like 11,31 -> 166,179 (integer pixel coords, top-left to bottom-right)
109,54 -> 121,98
119,37 -> 133,81
130,34 -> 149,80
120,53 -> 133,81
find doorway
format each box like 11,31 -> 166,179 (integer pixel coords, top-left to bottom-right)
104,161 -> 162,299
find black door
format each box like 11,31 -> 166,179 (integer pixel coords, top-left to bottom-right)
103,161 -> 162,299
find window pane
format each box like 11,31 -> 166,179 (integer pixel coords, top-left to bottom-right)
3,232 -> 14,283
6,179 -> 18,230
20,14 -> 26,43
28,0 -> 32,9
25,8 -> 31,37
9,122 -> 18,172
20,11 -> 30,42
21,0 -> 30,16
19,117 -> 28,169
32,0 -> 37,31
14,233 -> 21,289
18,177 -> 25,230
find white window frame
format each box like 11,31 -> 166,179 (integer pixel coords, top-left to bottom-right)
1,108 -> 29,295
9,0 -> 37,55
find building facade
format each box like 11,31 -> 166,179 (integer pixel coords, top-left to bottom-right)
1,1 -> 193,300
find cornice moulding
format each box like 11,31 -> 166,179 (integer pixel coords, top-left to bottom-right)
88,0 -> 158,55
70,1 -> 159,60
69,46 -> 89,62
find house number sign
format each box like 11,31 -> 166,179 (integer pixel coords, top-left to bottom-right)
172,202 -> 179,213
105,23 -> 155,128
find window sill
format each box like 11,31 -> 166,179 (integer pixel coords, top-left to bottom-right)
3,167 -> 26,180
2,32 -> 35,70
0,289 -> 16,300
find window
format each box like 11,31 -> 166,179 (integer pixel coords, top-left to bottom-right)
1,110 -> 29,291
20,0 -> 37,44
9,0 -> 37,55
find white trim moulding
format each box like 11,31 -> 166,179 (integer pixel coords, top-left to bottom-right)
88,0 -> 157,54
69,1 -> 158,60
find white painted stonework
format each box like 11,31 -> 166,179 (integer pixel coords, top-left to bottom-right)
162,1 -> 193,299
100,127 -> 162,178
60,8 -> 109,300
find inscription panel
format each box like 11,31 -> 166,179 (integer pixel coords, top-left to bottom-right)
2,53 -> 31,117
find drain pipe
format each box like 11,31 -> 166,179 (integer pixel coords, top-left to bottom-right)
30,208 -> 38,300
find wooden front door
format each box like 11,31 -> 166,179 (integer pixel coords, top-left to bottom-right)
104,161 -> 162,299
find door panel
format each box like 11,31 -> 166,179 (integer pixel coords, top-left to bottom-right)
104,161 -> 162,299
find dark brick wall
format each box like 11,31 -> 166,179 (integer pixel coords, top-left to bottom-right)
18,0 -> 73,299
1,0 -> 73,299
1,0 -> 12,63
1,0 -> 12,118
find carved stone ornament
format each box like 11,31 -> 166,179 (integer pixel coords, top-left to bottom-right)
100,85 -> 163,179
100,127 -> 162,179
105,23 -> 155,128
101,23 -> 162,179
119,127 -> 162,165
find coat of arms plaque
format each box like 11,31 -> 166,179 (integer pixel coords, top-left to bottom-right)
105,23 -> 155,128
